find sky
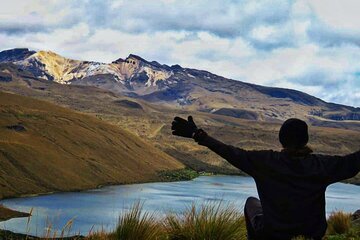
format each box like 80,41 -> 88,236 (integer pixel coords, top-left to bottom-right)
1,0 -> 360,107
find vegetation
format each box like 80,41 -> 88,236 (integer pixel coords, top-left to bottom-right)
1,203 -> 358,240
0,91 -> 183,199
114,202 -> 163,240
327,211 -> 353,235
1,68 -> 360,186
325,211 -> 360,240
164,203 -> 246,240
157,168 -> 200,182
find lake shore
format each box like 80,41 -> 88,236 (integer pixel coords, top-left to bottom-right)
0,175 -> 359,238
0,229 -> 84,239
0,168 -> 205,200
0,169 -> 358,223
0,168 -> 203,223
0,205 -> 30,222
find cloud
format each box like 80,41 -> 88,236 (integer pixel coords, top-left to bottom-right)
0,0 -> 360,107
0,0 -> 81,34
307,21 -> 360,47
307,0 -> 360,31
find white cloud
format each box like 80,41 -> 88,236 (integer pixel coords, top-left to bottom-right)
307,0 -> 360,31
0,0 -> 360,107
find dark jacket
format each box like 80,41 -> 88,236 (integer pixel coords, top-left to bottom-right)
196,132 -> 360,239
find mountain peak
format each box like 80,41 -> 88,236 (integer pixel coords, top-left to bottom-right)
37,50 -> 59,56
126,54 -> 148,63
112,54 -> 148,65
0,48 -> 36,62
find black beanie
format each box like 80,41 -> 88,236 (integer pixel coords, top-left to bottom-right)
279,118 -> 309,149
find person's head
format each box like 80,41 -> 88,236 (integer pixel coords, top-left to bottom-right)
279,118 -> 309,150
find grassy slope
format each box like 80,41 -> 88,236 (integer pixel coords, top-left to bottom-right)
0,91 -> 183,199
0,65 -> 359,184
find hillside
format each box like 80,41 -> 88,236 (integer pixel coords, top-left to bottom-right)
0,63 -> 359,185
1,48 -> 359,123
0,91 -> 183,199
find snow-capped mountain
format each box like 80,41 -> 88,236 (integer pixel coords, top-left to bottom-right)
0,48 -> 173,87
1,48 -> 359,122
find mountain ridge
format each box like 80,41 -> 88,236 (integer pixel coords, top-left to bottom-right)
0,61 -> 359,185
1,48 -> 359,122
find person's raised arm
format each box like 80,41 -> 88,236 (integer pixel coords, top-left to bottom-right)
171,116 -> 271,177
319,151 -> 360,184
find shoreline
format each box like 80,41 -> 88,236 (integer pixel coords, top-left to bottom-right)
0,172 -> 358,202
0,173 -> 358,223
0,229 -> 84,239
0,174 -> 359,239
0,168 -> 210,202
1,172 -> 358,202
0,205 -> 30,222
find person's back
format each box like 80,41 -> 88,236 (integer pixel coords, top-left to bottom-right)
252,151 -> 344,239
171,116 -> 360,239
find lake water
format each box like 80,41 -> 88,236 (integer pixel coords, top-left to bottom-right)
0,175 -> 359,237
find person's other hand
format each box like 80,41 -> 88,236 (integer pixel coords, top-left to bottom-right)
171,116 -> 198,138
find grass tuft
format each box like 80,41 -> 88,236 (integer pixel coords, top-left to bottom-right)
327,211 -> 352,235
165,202 -> 246,240
291,236 -> 311,240
114,201 -> 164,240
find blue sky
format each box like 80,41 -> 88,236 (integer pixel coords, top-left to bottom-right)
1,0 -> 360,107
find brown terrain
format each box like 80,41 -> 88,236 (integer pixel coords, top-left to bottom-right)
0,48 -> 359,203
0,205 -> 29,221
0,90 -> 183,199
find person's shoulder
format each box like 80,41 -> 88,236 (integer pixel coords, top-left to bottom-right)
249,149 -> 280,155
255,149 -> 282,161
310,153 -> 347,159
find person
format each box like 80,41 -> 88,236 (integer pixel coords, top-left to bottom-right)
171,116 -> 360,240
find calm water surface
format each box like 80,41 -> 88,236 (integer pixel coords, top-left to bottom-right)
0,176 -> 359,236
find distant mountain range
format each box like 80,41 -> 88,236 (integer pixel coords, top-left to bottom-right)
0,48 -> 359,190
1,48 -> 359,122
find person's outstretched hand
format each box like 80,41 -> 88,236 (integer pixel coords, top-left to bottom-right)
171,116 -> 198,138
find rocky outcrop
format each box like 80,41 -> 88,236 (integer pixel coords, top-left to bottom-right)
0,73 -> 12,82
324,112 -> 360,121
0,48 -> 36,62
114,99 -> 143,109
353,209 -> 360,221
212,108 -> 259,120
6,124 -> 26,132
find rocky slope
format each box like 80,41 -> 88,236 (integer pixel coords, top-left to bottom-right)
1,48 -> 359,123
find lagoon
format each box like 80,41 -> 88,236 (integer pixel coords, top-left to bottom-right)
0,175 -> 359,236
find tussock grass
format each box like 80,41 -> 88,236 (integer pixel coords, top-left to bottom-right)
86,230 -> 112,240
164,202 -> 246,240
113,202 -> 164,240
327,211 -> 352,235
291,236 -> 311,240
291,236 -> 306,240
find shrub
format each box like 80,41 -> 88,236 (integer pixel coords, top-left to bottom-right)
158,168 -> 199,182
